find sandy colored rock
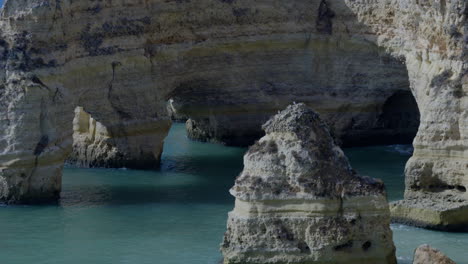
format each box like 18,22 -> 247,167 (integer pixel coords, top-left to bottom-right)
0,0 -> 465,217
345,0 -> 468,230
221,104 -> 396,264
67,107 -> 165,168
413,245 -> 456,264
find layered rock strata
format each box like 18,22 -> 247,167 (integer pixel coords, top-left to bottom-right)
412,245 -> 456,264
0,0 -> 173,202
221,104 -> 396,264
184,87 -> 420,147
67,107 -> 165,168
0,0 -> 465,228
0,0 -> 412,202
344,0 -> 468,230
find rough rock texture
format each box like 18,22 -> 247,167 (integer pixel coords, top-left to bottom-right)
185,87 -> 421,147
0,0 -> 412,202
0,0 -> 465,226
0,0 -> 173,202
67,107 -> 164,168
413,245 -> 456,264
343,0 -> 468,231
184,88 -> 420,146
221,104 -> 396,264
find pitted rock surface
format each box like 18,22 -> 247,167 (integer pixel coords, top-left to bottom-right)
222,104 -> 396,264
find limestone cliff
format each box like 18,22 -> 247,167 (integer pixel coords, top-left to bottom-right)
0,0 -> 412,202
176,0 -> 417,147
221,104 -> 396,264
0,0 -> 465,234
344,0 -> 468,231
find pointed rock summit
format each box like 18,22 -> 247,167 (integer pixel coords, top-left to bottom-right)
221,103 -> 396,264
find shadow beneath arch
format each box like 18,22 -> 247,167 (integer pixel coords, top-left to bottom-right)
58,123 -> 247,207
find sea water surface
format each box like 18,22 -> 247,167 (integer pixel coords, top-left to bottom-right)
0,123 -> 466,264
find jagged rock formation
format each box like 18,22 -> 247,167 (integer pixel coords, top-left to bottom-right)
68,107 -> 112,168
67,107 -> 163,168
0,0 -> 173,202
0,0 -> 465,234
413,245 -> 456,264
221,104 -> 396,264
0,0 -> 413,202
344,0 -> 468,231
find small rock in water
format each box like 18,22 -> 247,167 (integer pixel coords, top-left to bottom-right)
413,245 -> 456,264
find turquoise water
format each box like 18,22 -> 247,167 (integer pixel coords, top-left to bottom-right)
0,123 -> 466,264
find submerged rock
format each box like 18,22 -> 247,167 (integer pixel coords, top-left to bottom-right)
221,103 -> 396,264
413,245 -> 456,264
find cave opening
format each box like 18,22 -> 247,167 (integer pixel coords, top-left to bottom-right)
377,90 -> 421,144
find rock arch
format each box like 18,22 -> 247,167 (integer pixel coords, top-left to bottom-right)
344,0 -> 467,230
0,0 -> 466,231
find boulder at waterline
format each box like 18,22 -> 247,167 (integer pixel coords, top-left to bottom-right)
413,244 -> 456,264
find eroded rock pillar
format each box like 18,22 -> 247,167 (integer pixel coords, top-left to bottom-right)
221,104 -> 396,264
69,107 -> 171,169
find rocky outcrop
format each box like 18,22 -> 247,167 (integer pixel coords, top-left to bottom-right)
68,107 -> 112,168
413,245 -> 456,264
67,107 -> 165,168
0,0 -> 465,228
344,0 -> 468,231
170,0 -> 421,148
221,104 -> 396,264
0,0 -> 411,202
0,0 -> 173,202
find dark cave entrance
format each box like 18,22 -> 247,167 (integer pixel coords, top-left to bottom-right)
377,90 -> 420,144
341,89 -> 420,147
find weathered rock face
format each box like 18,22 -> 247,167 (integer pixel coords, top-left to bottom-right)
344,0 -> 468,230
184,86 -> 420,147
67,107 -> 164,168
221,104 -> 396,264
0,0 -> 465,234
413,245 -> 456,264
0,0 -> 175,202
174,0 -> 417,148
0,0 -> 411,202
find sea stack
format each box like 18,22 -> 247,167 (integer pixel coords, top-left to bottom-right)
221,103 -> 396,264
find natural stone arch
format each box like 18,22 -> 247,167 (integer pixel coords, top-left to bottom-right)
0,0 -> 464,234
0,0 -> 173,202
343,0 -> 467,230
64,0 -> 413,168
